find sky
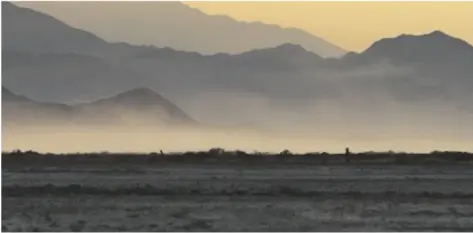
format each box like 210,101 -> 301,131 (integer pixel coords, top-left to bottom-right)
185,2 -> 473,51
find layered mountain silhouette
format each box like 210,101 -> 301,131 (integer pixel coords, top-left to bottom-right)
2,50 -> 144,103
3,86 -> 75,125
2,86 -> 194,126
74,87 -> 194,125
345,30 -> 473,66
3,2 -> 473,126
2,2 -> 108,54
11,1 -> 347,57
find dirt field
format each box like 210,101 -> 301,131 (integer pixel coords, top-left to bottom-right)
3,161 -> 473,231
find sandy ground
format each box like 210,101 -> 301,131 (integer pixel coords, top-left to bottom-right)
3,164 -> 473,231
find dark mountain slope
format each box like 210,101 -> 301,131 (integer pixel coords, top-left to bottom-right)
2,2 -> 109,54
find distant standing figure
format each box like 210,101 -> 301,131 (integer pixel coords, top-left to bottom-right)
345,147 -> 351,163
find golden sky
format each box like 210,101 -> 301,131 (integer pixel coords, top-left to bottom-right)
185,2 -> 473,52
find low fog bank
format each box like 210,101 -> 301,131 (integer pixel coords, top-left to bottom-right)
179,91 -> 472,138
3,120 -> 472,154
3,64 -> 472,154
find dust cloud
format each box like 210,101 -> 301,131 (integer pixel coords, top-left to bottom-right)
3,62 -> 472,154
2,120 -> 471,154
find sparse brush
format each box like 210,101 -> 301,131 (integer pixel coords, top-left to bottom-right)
3,150 -> 473,168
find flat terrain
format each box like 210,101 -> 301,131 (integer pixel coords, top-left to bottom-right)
3,152 -> 473,231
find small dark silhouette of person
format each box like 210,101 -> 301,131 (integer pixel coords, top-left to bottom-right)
345,147 -> 351,163
160,150 -> 164,156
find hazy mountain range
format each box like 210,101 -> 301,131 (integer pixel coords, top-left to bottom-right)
11,1 -> 347,57
2,2 -> 473,131
2,86 -> 193,127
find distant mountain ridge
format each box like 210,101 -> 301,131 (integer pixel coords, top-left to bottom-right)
76,87 -> 194,124
2,2 -> 108,54
359,30 -> 473,64
12,1 -> 347,57
3,2 -> 473,126
2,86 -> 195,126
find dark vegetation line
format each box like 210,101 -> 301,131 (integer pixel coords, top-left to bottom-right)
2,149 -> 473,166
4,184 -> 473,199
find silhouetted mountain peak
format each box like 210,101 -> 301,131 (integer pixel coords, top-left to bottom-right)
88,88 -> 194,123
239,43 -> 322,60
274,43 -> 307,53
361,30 -> 473,63
427,30 -> 449,37
229,43 -> 322,69
396,30 -> 465,44
251,43 -> 310,55
104,88 -> 167,105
